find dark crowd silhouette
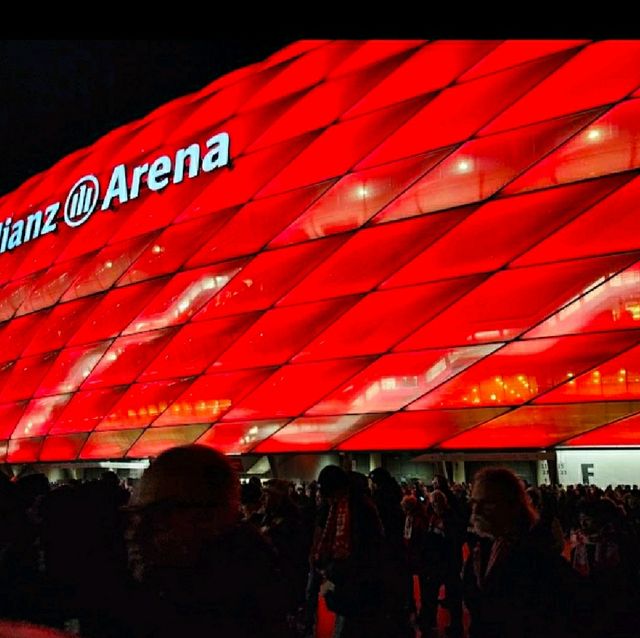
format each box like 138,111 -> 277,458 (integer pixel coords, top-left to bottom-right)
1,446 -> 640,637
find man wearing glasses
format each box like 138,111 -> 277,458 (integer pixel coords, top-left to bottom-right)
463,467 -> 586,638
123,445 -> 293,638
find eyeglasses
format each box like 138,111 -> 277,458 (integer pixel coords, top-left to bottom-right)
123,499 -> 224,522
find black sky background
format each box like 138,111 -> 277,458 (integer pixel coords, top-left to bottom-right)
0,39 -> 293,199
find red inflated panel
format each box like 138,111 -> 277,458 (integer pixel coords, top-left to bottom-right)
459,40 -> 587,81
54,201 -> 134,264
565,412 -> 640,446
81,329 -> 176,388
0,243 -> 31,287
373,111 -> 601,223
114,108 -> 190,164
8,213 -> 76,280
79,429 -> 142,460
7,437 -> 43,463
197,420 -> 286,455
328,40 -> 425,77
126,424 -> 209,458
280,209 -> 471,304
345,41 -> 500,118
439,402 -> 640,449
338,408 -> 509,451
122,262 -> 246,334
213,298 -> 356,371
96,379 -> 193,431
308,345 -> 499,415
293,277 -> 485,362
0,313 -> 45,364
249,54 -> 408,152
152,368 -> 273,427
166,64 -> 286,144
223,358 -> 372,421
384,177 -> 629,287
242,42 -> 361,111
270,151 -> 453,247
16,256 -> 89,316
193,238 -> 345,321
0,402 -> 28,439
186,183 -> 333,268
190,91 -> 303,159
35,341 -> 112,397
0,362 -> 15,401
140,314 -> 258,380
515,175 -> 640,266
39,433 -> 88,462
0,352 -> 62,403
0,275 -> 37,322
49,388 -> 128,434
22,298 -> 97,356
360,52 -> 575,169
117,215 -> 230,286
526,260 -> 640,338
481,41 -> 640,134
506,100 -> 640,193
60,235 -> 154,302
254,414 -> 382,452
11,395 -> 72,439
411,331 -> 640,410
536,341 -> 640,403
257,99 -> 425,198
68,280 -> 167,345
397,254 -> 637,350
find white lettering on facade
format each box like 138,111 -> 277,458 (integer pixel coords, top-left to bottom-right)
0,131 -> 231,256
173,143 -> 200,184
101,164 -> 129,211
202,132 -> 230,172
147,155 -> 172,191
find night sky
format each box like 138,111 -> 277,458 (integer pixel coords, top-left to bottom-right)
0,39 -> 293,199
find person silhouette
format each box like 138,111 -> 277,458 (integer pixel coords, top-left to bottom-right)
464,467 -> 587,638
124,444 -> 294,638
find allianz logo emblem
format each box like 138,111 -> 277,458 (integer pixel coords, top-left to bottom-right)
64,175 -> 100,228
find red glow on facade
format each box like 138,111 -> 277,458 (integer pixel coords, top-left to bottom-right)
1,39 -> 640,460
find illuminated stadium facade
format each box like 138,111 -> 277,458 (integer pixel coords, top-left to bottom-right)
1,40 -> 640,476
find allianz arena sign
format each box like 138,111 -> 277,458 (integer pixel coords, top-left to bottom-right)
0,131 -> 231,254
